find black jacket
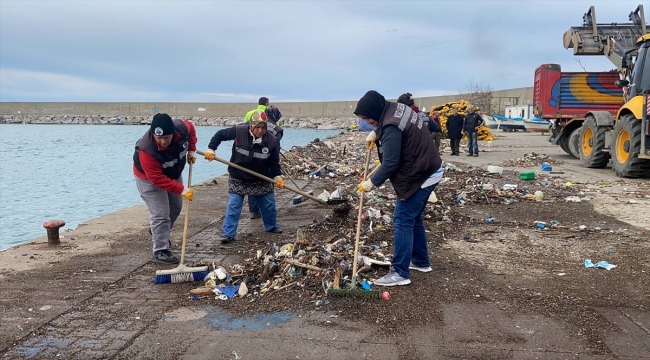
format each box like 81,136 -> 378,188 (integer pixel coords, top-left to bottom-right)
463,112 -> 484,132
208,125 -> 281,182
446,114 -> 464,139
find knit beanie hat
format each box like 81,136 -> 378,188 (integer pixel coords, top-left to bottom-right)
151,113 -> 175,136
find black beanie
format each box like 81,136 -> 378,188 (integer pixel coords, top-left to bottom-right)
151,113 -> 175,136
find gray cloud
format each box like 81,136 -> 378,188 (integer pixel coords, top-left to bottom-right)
0,0 -> 644,102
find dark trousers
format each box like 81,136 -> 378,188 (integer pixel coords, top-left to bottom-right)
450,138 -> 461,154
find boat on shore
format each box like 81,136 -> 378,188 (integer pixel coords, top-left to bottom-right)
490,115 -> 526,132
523,118 -> 551,133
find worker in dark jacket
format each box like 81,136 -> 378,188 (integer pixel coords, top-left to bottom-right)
397,93 -> 441,149
446,107 -> 464,155
463,105 -> 484,157
355,90 -> 444,287
133,113 -> 197,264
203,111 -> 284,243
248,105 -> 284,220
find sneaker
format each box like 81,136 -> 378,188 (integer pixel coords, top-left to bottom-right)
267,227 -> 283,234
220,235 -> 236,244
473,154 -> 479,157
250,212 -> 261,219
467,153 -> 474,156
374,270 -> 411,286
409,262 -> 433,273
151,250 -> 179,264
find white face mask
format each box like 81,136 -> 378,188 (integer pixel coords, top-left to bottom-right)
249,129 -> 263,144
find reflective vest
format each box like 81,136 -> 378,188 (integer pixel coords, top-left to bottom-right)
229,125 -> 278,181
133,119 -> 189,180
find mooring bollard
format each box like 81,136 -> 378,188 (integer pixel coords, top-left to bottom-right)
43,220 -> 66,246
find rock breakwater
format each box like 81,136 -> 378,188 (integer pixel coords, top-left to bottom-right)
0,114 -> 359,129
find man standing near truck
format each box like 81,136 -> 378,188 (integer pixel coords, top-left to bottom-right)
463,105 -> 484,157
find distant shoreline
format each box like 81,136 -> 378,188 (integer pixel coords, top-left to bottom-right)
0,114 -> 358,130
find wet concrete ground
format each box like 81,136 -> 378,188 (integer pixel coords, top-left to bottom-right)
1,132 -> 649,359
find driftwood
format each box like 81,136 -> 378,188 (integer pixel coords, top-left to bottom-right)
283,258 -> 324,272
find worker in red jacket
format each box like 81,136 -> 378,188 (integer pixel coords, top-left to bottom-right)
133,113 -> 197,264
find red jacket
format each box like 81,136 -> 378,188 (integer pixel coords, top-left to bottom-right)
133,120 -> 197,194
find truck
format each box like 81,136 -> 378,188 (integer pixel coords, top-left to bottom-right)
539,4 -> 650,178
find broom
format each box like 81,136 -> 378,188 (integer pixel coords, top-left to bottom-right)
327,145 -> 380,298
155,160 -> 209,284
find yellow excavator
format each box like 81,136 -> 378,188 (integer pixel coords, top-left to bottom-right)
563,4 -> 650,177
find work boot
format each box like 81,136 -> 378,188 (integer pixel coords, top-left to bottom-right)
250,212 -> 261,219
267,227 -> 283,234
220,235 -> 236,244
151,250 -> 179,264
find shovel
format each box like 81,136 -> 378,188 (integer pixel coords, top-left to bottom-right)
196,150 -> 348,206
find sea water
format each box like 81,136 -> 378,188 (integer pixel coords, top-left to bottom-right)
0,124 -> 340,249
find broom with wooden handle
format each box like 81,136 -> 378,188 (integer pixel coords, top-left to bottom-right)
155,160 -> 210,284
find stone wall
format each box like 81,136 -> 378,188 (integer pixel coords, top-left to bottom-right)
0,87 -> 533,118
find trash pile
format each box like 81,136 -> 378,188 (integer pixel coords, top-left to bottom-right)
500,153 -> 567,168
428,99 -> 496,141
189,134 -> 584,303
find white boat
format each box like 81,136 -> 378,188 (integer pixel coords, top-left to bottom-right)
523,118 -> 551,133
491,115 -> 526,132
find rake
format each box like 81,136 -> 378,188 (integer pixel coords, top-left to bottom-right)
327,145 -> 380,298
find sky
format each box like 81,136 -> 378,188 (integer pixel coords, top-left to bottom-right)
0,0 -> 645,103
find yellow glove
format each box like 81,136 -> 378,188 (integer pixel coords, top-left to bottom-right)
366,131 -> 377,150
187,151 -> 197,164
357,179 -> 375,192
181,187 -> 194,201
204,149 -> 216,161
274,176 -> 285,189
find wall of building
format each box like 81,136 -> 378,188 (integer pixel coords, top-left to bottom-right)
0,87 -> 533,117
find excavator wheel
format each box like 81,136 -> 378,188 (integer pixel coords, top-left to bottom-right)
579,114 -> 610,168
568,127 -> 581,159
611,114 -> 650,178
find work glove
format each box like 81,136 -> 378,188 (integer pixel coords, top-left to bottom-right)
204,149 -> 216,162
187,151 -> 197,164
357,179 -> 375,192
365,131 -> 377,150
181,187 -> 194,201
274,176 -> 285,189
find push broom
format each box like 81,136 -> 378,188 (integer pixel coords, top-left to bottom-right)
155,160 -> 210,284
327,145 -> 380,298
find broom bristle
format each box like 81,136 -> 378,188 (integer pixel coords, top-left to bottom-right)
154,270 -> 209,284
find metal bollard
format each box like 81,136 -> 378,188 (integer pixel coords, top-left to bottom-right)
43,220 -> 66,246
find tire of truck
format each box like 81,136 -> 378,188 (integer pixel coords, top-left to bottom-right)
568,127 -> 581,159
579,114 -> 610,168
611,114 -> 650,178
558,134 -> 572,155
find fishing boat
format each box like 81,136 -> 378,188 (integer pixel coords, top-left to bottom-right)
523,118 -> 551,133
491,115 -> 526,132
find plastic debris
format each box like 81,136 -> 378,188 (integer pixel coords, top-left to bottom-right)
584,259 -> 617,270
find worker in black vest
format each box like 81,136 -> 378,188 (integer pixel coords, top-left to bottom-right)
355,90 -> 444,287
133,113 -> 197,264
204,111 -> 284,243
